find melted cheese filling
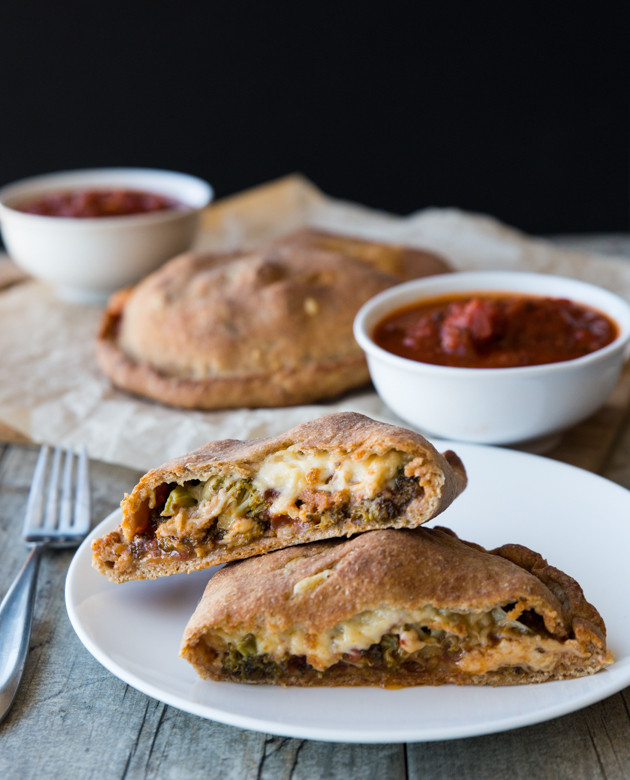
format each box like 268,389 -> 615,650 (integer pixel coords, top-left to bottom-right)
252,448 -> 410,517
156,447 -> 412,543
254,606 -> 490,670
212,605 -> 579,674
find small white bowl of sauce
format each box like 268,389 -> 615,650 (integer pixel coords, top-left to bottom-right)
354,270 -> 630,447
0,168 -> 213,303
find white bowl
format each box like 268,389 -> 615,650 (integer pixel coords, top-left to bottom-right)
354,270 -> 630,446
0,168 -> 213,303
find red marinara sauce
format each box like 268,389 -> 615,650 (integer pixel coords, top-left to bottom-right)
16,188 -> 183,218
372,293 -> 618,368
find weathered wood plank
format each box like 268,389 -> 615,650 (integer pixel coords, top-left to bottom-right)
547,361 -> 630,474
248,738 -> 406,780
599,406 -> 630,491
406,693 -> 630,780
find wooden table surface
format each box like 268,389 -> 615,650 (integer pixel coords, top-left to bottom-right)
2,235 -> 630,780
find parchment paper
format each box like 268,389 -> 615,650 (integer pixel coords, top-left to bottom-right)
2,174 -> 630,472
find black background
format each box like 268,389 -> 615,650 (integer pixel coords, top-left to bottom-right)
3,2 -> 629,235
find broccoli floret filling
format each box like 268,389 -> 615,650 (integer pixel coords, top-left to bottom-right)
135,467 -> 424,558
220,632 -> 462,681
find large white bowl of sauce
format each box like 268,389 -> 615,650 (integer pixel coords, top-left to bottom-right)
354,270 -> 630,447
0,168 -> 213,303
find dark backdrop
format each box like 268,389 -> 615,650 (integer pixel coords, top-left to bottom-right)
3,2 -> 629,235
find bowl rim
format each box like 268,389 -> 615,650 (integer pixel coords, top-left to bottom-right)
353,270 -> 630,377
0,167 -> 213,224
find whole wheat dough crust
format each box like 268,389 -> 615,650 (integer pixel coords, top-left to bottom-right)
95,229 -> 450,409
269,227 -> 450,280
91,412 -> 466,582
180,526 -> 613,686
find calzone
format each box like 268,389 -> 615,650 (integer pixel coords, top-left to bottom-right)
95,229 -> 450,409
180,527 -> 613,686
91,413 -> 466,582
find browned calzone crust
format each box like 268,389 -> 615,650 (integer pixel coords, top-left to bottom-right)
91,412 -> 466,582
95,229 -> 450,409
180,527 -> 613,686
269,228 -> 450,280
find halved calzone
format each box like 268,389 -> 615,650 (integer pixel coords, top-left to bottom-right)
180,527 -> 613,686
91,413 -> 466,582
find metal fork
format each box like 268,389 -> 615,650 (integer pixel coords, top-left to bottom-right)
0,444 -> 90,724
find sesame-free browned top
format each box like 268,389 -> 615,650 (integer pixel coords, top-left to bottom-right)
270,227 -> 450,280
181,526 -> 608,647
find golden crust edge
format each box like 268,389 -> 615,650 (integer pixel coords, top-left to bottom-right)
91,512 -> 437,583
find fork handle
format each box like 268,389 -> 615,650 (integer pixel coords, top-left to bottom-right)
0,544 -> 43,724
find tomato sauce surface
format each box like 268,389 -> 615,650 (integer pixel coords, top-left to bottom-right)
372,293 -> 618,368
17,188 -> 183,218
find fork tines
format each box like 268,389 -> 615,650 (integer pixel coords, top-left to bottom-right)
23,445 -> 91,546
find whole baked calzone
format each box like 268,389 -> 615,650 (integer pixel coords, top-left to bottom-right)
180,527 -> 613,686
95,229 -> 450,409
91,413 -> 466,582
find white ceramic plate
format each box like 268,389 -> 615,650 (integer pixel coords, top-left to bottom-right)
66,443 -> 630,743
